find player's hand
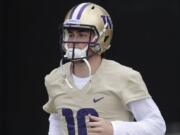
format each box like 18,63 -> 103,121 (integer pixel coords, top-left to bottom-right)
87,115 -> 113,135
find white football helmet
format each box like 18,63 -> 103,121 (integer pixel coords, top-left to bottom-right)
61,2 -> 113,60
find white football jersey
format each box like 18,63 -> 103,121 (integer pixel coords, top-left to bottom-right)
43,59 -> 150,135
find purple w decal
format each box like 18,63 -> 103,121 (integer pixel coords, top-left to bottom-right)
101,15 -> 112,29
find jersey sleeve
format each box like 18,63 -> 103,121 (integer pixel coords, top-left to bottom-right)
42,68 -> 62,113
43,97 -> 56,114
121,69 -> 151,106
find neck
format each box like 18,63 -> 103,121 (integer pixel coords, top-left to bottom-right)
71,54 -> 102,78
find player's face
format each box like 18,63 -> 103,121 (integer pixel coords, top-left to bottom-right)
65,28 -> 95,49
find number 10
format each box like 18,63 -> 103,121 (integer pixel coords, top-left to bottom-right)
62,108 -> 99,135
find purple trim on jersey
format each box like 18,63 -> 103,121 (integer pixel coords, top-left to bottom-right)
76,3 -> 89,19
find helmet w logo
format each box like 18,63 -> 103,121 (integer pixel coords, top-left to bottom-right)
101,15 -> 112,29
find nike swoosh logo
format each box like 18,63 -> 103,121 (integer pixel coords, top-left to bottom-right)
93,97 -> 104,103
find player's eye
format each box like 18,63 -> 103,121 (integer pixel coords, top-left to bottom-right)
69,33 -> 73,37
79,32 -> 89,38
68,32 -> 74,39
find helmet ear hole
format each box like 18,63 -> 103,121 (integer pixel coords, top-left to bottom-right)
91,6 -> 95,9
104,35 -> 109,42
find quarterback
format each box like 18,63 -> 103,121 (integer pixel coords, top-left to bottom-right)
43,2 -> 166,135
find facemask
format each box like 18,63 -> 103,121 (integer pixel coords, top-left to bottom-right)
64,45 -> 88,59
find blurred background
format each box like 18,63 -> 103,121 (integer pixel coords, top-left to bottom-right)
0,0 -> 179,134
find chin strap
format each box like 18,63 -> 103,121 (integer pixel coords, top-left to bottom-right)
82,58 -> 92,80
60,58 -> 92,89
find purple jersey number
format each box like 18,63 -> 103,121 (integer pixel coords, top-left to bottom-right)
62,108 -> 99,135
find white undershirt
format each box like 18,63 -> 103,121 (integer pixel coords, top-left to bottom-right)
48,75 -> 166,135
72,74 -> 90,89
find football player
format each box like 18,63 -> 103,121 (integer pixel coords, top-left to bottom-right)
43,2 -> 166,135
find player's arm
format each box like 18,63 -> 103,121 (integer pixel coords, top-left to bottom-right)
48,113 -> 61,135
111,97 -> 166,135
87,97 -> 166,135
